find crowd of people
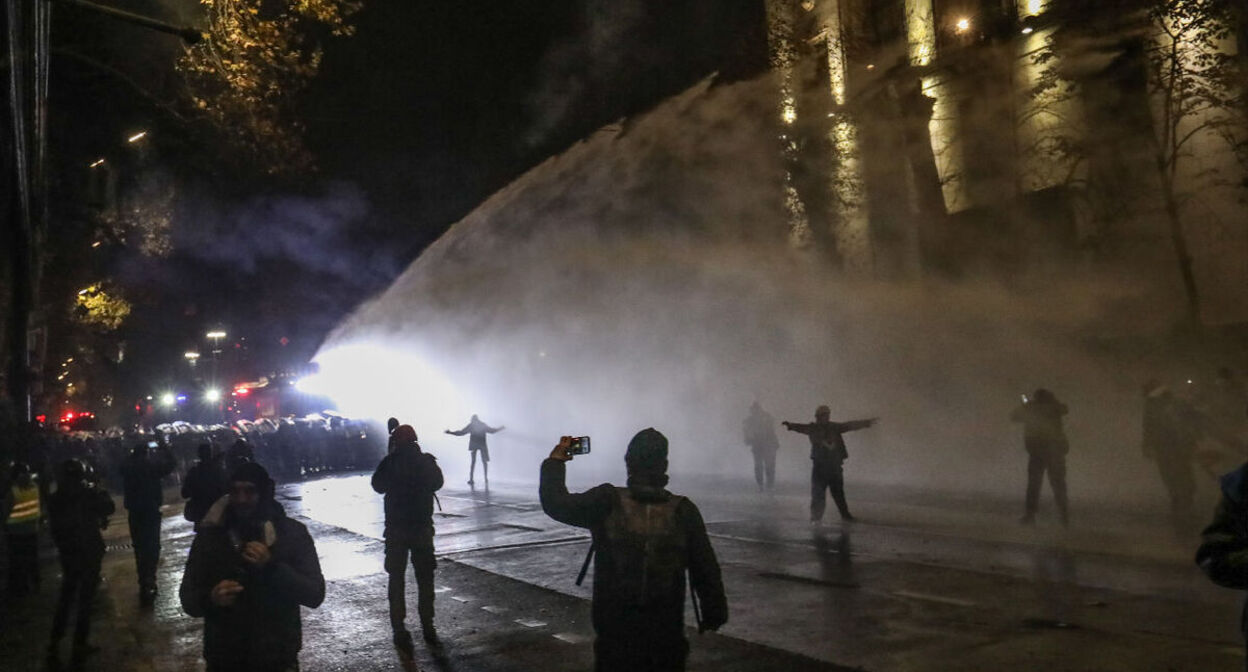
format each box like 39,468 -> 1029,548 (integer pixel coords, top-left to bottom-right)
4,365 -> 1248,670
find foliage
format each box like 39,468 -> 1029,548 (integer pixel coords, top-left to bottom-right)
74,284 -> 132,332
177,0 -> 363,175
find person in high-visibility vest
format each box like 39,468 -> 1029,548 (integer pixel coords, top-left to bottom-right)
5,462 -> 41,596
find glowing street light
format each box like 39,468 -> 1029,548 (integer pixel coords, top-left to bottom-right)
1021,26 -> 1034,34
128,131 -> 148,143
206,330 -> 227,340
89,158 -> 105,168
205,388 -> 221,402
184,351 -> 201,360
160,393 -> 176,407
955,17 -> 971,34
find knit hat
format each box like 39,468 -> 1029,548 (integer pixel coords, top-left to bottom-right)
625,428 -> 668,473
230,461 -> 274,499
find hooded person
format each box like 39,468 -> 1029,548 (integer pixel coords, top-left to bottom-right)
371,424 -> 445,657
1197,462 -> 1248,670
540,428 -> 728,672
180,462 -> 325,672
445,414 -> 505,485
46,458 -> 115,668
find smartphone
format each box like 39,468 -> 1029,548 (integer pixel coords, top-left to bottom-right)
568,436 -> 591,455
1020,394 -> 1029,404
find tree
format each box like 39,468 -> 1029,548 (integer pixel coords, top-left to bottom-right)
177,0 -> 362,175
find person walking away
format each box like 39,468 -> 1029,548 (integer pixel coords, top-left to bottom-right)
121,441 -> 176,605
183,443 -> 227,530
46,458 -> 115,668
179,462 -> 325,672
1142,381 -> 1203,533
782,405 -> 877,523
540,428 -> 728,672
1197,461 -> 1248,671
445,414 -> 504,485
1011,388 -> 1070,526
742,402 -> 780,492
5,462 -> 41,596
371,424 -> 445,658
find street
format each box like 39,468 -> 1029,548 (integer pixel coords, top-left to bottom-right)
1,468 -> 1242,672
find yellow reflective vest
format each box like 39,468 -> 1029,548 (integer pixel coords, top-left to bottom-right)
7,484 -> 41,532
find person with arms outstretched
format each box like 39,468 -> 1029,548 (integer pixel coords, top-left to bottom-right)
445,414 -> 504,485
783,405 -> 877,523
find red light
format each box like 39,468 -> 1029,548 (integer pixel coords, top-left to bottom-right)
64,412 -> 75,421
235,387 -> 251,397
35,414 -> 46,423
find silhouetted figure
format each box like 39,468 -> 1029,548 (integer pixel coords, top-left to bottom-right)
224,438 -> 255,473
540,428 -> 728,672
445,414 -> 504,485
183,443 -> 227,529
4,462 -> 41,596
371,425 -> 445,658
122,442 -> 175,605
783,406 -> 877,523
1142,381 -> 1203,532
1197,461 -> 1248,669
743,402 -> 780,491
1011,388 -> 1070,526
47,458 -> 114,668
180,462 -> 325,672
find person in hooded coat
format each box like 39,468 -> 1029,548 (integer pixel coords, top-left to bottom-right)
1197,462 -> 1248,671
371,424 -> 444,657
540,428 -> 727,672
180,462 -> 325,672
445,414 -> 504,485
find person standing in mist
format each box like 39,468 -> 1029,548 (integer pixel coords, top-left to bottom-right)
742,402 -> 780,492
539,429 -> 728,671
1011,388 -> 1070,526
1141,381 -> 1202,533
445,414 -> 504,486
782,405 -> 877,523
372,425 -> 445,657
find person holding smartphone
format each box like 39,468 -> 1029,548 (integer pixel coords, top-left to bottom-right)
539,428 -> 727,671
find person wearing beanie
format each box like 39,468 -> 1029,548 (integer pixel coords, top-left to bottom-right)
180,462 -> 325,672
782,406 -> 877,524
540,428 -> 727,672
372,424 -> 444,657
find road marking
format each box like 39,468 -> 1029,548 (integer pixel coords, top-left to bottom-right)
481,605 -> 509,614
553,633 -> 592,644
451,595 -> 473,602
515,618 -> 547,628
891,590 -> 977,607
434,586 -> 452,593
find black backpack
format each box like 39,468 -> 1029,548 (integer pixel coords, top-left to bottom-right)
599,487 -> 687,607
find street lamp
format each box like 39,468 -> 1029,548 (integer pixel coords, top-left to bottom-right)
160,392 -> 176,407
205,388 -> 221,402
955,17 -> 971,34
128,131 -> 148,143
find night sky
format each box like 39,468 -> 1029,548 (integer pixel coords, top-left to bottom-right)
36,1 -> 767,403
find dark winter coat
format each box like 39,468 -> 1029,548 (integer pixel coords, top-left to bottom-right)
182,458 -> 227,524
743,409 -> 779,453
179,497 -> 325,669
371,444 -> 444,539
122,446 -> 175,514
539,458 -> 727,642
1010,399 -> 1069,456
786,420 -> 873,465
448,418 -> 500,451
48,484 -> 115,557
1197,462 -> 1248,666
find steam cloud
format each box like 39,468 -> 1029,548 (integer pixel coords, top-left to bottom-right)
315,75 -> 1208,510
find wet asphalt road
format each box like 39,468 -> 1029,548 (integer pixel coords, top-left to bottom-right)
1,470 -> 1243,671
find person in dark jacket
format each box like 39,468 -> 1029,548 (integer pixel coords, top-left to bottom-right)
122,441 -> 176,605
1142,381 -> 1203,532
46,458 -> 115,668
445,414 -> 504,485
1010,388 -> 1070,526
179,462 -> 325,672
1197,462 -> 1248,670
783,405 -> 877,523
371,424 -> 445,657
386,417 -> 400,455
183,443 -> 227,529
540,428 -> 728,672
742,402 -> 780,491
